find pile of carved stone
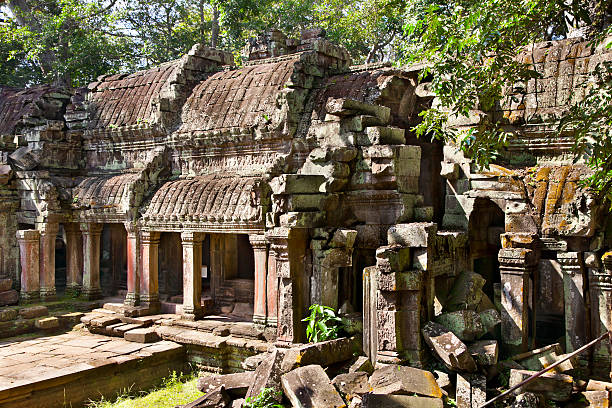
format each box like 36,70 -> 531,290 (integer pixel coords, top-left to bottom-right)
0,278 -> 18,306
177,337 -> 449,408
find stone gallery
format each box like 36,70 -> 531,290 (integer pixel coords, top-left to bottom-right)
0,28 -> 611,407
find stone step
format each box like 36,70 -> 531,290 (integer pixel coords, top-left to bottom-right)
35,316 -> 60,330
102,303 -> 125,313
124,327 -> 160,343
0,278 -> 13,292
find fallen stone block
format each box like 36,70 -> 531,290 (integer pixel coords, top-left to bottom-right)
478,309 -> 501,334
445,271 -> 486,311
361,394 -> 443,408
178,386 -> 231,408
124,327 -> 160,343
0,164 -> 13,184
422,322 -> 477,372
456,373 -> 486,408
282,337 -> 356,371
369,364 -> 443,398
0,279 -> 12,292
245,349 -> 284,402
332,371 -> 370,399
588,380 -> 612,391
113,323 -> 143,336
19,305 -> 48,319
509,369 -> 573,402
281,365 -> 346,408
387,222 -> 436,248
349,356 -> 374,375
90,314 -> 122,328
230,399 -> 245,408
241,353 -> 267,371
433,370 -> 452,398
35,316 -> 59,330
435,310 -> 484,341
468,340 -> 498,366
579,390 -> 610,407
326,97 -> 391,123
0,290 -> 19,306
512,343 -> 574,373
510,392 -> 539,408
198,372 -> 253,397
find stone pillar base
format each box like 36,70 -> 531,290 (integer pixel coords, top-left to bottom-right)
182,309 -> 203,321
124,292 -> 140,307
81,287 -> 101,300
65,283 -> 82,297
253,314 -> 267,326
20,291 -> 39,303
265,316 -> 277,329
39,287 -> 57,302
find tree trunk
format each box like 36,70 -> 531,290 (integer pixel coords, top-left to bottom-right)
211,5 -> 220,48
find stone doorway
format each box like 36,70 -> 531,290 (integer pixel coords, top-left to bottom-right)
158,232 -> 183,302
100,224 -> 127,297
54,225 -> 67,296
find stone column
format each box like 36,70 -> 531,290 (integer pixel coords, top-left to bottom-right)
140,231 -> 160,310
589,253 -> 612,377
124,223 -> 140,306
266,249 -> 279,328
64,223 -> 83,296
249,234 -> 268,325
271,238 -> 292,343
498,248 -> 536,355
81,223 -> 103,300
558,251 -> 587,353
38,221 -> 59,301
181,231 -> 204,320
16,230 -> 40,302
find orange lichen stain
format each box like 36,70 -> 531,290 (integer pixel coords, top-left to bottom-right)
561,181 -> 578,205
602,251 -> 612,261
534,167 -> 552,182
483,164 -> 516,177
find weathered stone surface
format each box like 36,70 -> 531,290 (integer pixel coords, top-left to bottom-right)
512,343 -> 574,373
435,310 -> 485,341
332,372 -> 370,398
245,349 -> 284,402
456,373 -> 486,408
326,97 -> 391,123
509,369 -> 573,402
387,223 -> 436,248
0,308 -> 18,321
241,353 -> 267,371
578,391 -> 611,408
422,322 -> 477,372
0,278 -> 12,292
0,289 -> 19,306
281,365 -> 346,408
433,370 -> 452,397
468,340 -> 498,366
19,305 -> 48,319
197,372 -> 253,397
179,386 -> 231,408
369,364 -> 443,398
283,337 -> 356,369
124,327 -> 160,343
445,271 -> 486,311
510,392 -> 539,408
361,394 -> 443,408
478,309 -> 501,334
35,316 -> 59,330
349,356 -> 374,375
588,380 -> 612,391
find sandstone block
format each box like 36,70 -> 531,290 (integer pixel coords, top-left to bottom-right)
435,310 -> 485,341
513,343 -> 574,373
124,327 -> 160,343
358,126 -> 406,145
281,365 -> 346,408
241,353 -> 267,371
468,340 -> 498,366
509,369 -> 573,401
245,349 -> 284,402
326,97 -> 391,123
510,392 -> 539,408
197,372 -> 253,397
456,373 -> 486,408
0,164 -> 13,184
387,223 -> 436,248
478,309 -> 501,334
587,380 -> 612,391
35,316 -> 59,330
369,364 -> 443,398
330,229 -> 357,248
349,356 -> 374,375
361,394 -> 443,408
0,308 -> 18,321
422,321 -> 477,372
332,371 -> 370,398
0,290 -> 19,306
0,279 -> 12,292
445,271 -> 486,311
580,391 -> 611,407
269,174 -> 326,194
283,337 -> 356,370
19,305 -> 48,319
375,246 -> 412,273
440,162 -> 460,180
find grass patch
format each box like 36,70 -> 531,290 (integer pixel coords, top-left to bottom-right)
86,371 -> 204,408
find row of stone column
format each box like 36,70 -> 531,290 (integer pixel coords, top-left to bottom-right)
17,222 -> 102,302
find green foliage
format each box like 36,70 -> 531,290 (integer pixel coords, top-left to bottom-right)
86,371 -> 202,408
302,304 -> 343,343
243,387 -> 284,408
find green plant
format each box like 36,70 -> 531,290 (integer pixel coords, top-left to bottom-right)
243,387 -> 283,408
302,304 -> 343,343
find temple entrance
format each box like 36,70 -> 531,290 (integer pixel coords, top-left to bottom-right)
468,198 -> 505,302
158,232 -> 183,301
99,224 -> 127,297
54,225 -> 67,296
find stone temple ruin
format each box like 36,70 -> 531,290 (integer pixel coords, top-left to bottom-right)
0,28 -> 611,407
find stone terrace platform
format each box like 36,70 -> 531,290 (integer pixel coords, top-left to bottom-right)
0,331 -> 187,408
